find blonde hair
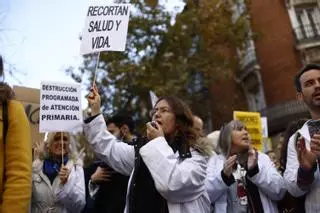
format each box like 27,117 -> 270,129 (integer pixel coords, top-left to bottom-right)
207,130 -> 220,153
40,132 -> 74,160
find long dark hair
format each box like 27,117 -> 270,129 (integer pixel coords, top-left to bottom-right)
154,96 -> 197,148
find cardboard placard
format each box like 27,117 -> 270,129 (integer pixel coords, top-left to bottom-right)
80,3 -> 131,54
40,81 -> 82,133
13,86 -> 44,144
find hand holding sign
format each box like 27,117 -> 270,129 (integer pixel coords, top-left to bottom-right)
59,166 -> 70,185
88,85 -> 101,116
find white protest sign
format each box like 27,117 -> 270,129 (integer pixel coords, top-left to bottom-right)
261,117 -> 268,137
40,82 -> 83,133
149,91 -> 158,107
80,3 -> 131,54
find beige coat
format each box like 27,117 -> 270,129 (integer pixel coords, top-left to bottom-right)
31,159 -> 86,213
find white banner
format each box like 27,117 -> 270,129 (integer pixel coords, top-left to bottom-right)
80,3 -> 131,54
149,91 -> 158,107
39,81 -> 83,133
261,117 -> 268,138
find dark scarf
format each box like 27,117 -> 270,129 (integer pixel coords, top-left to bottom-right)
237,160 -> 264,213
246,177 -> 264,213
43,156 -> 68,184
129,136 -> 191,213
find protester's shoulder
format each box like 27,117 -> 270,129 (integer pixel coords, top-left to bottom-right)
287,130 -> 302,147
208,153 -> 224,164
8,100 -> 29,125
8,99 -> 25,113
258,151 -> 272,163
188,148 -> 210,163
32,159 -> 44,174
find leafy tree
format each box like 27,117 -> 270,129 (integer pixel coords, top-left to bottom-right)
67,0 -> 251,132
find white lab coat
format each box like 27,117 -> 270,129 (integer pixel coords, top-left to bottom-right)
31,159 -> 86,213
206,153 -> 285,213
284,121 -> 320,212
83,114 -> 211,213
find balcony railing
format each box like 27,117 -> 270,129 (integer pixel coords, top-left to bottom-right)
293,23 -> 320,46
290,0 -> 317,6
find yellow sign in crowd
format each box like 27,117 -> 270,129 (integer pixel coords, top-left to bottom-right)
233,111 -> 263,151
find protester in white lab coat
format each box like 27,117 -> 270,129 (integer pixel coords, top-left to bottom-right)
31,132 -> 86,213
206,120 -> 285,213
284,64 -> 320,212
84,86 -> 212,213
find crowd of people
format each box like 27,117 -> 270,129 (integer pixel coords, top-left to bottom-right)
1,63 -> 320,213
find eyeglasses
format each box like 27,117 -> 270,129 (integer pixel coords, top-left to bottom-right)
149,107 -> 172,117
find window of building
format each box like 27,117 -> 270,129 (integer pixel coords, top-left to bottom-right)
295,5 -> 320,39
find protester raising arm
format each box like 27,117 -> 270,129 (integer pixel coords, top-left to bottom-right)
284,131 -> 319,197
84,85 -> 135,176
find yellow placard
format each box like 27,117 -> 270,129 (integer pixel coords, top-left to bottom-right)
233,111 -> 262,151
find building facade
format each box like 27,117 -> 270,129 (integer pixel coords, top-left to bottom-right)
228,0 -> 320,136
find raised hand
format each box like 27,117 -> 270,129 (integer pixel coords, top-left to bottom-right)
33,141 -> 44,160
223,155 -> 237,177
297,137 -> 317,171
146,122 -> 164,140
247,148 -> 258,170
87,84 -> 101,116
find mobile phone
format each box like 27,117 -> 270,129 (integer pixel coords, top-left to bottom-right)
308,120 -> 320,137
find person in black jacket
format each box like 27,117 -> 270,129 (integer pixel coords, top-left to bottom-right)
82,114 -> 134,213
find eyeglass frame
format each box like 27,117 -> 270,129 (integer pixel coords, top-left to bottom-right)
149,106 -> 173,117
